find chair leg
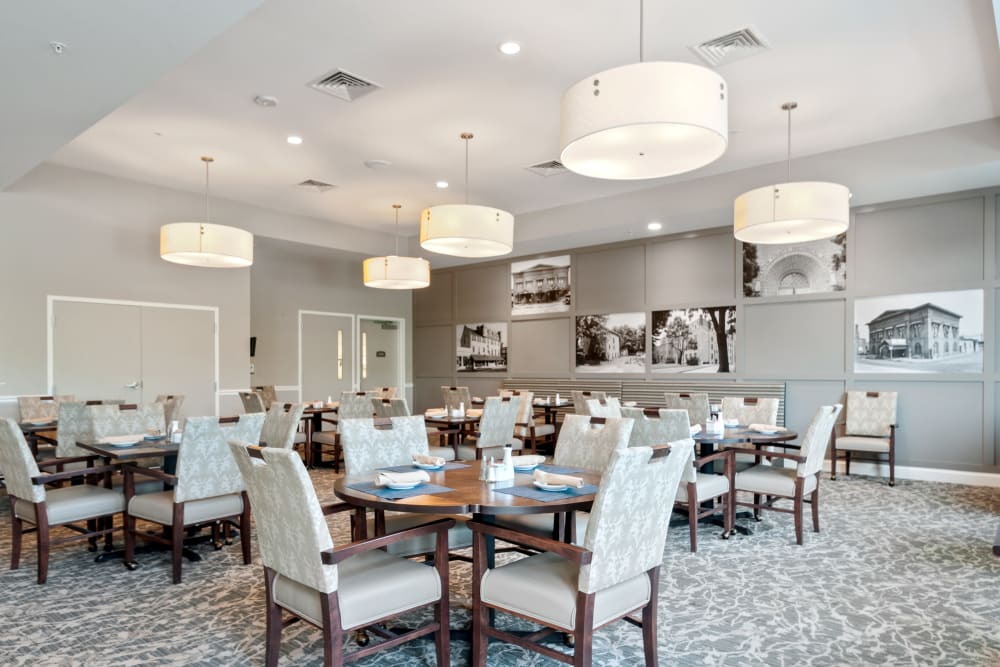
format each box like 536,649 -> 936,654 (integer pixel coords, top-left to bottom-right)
320,591 -> 343,667
240,493 -> 252,565
10,513 -> 23,570
830,446 -> 837,480
171,504 -> 185,584
124,511 -> 136,564
793,479 -> 804,546
573,592 -> 595,667
263,568 -> 282,667
811,486 -> 820,533
36,503 -> 50,585
686,491 -> 698,552
844,451 -> 851,477
642,568 -> 660,667
888,448 -> 895,487
752,494 -> 762,521
87,518 -> 98,551
471,531 -> 489,667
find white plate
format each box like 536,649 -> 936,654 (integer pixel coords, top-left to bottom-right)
385,481 -> 421,490
413,462 -> 444,471
27,420 -> 54,426
533,480 -> 568,492
109,440 -> 140,448
513,465 -> 538,473
102,435 -> 144,447
754,429 -> 778,435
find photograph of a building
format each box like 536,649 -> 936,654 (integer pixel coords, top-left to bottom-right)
743,233 -> 847,297
455,322 -> 508,372
651,306 -> 736,373
511,255 -> 571,315
575,312 -> 645,373
854,290 -> 983,373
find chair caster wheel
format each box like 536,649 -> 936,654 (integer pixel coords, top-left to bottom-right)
753,516 -> 762,522
563,633 -> 575,648
721,530 -> 731,540
213,541 -> 224,550
225,538 -> 234,546
124,561 -> 139,571
888,481 -> 895,487
354,631 -> 370,647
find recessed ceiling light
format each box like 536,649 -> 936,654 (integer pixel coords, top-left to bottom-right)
254,95 -> 279,107
436,181 -> 449,189
499,42 -> 521,55
286,135 -> 303,145
647,221 -> 663,231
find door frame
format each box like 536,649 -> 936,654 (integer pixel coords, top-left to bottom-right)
356,314 -> 406,395
47,295 -> 220,413
298,310 -> 357,402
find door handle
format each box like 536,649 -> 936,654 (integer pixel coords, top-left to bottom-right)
125,381 -> 142,390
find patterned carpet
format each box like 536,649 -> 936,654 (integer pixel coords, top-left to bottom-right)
0,471 -> 998,666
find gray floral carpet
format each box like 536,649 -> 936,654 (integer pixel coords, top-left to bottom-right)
0,472 -> 998,666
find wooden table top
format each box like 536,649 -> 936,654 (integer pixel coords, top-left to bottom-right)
334,464 -> 601,516
691,426 -> 798,445
77,438 -> 179,461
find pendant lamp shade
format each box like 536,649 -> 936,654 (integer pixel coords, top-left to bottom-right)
560,61 -> 728,180
419,204 -> 514,258
363,255 -> 430,289
160,222 -> 254,268
734,182 -> 850,244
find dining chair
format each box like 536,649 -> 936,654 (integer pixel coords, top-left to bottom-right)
154,394 -> 185,426
664,392 -> 710,428
511,391 -> 556,455
261,402 -> 306,449
571,390 -> 607,416
312,394 -> 373,471
441,386 -> 472,412
455,396 -> 522,461
0,418 -> 120,584
227,442 -> 452,667
253,385 -> 279,408
122,413 -> 265,583
734,404 -> 842,545
17,395 -> 74,422
239,391 -> 267,414
368,386 -> 397,399
469,442 -> 695,666
54,401 -> 95,460
585,396 -> 622,418
831,391 -> 899,486
371,397 -> 410,418
340,415 -> 473,555
721,396 -> 779,426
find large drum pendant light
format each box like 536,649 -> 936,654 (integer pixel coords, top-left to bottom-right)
559,0 -> 728,180
734,102 -> 850,244
160,156 -> 253,268
363,204 -> 431,289
420,133 -> 514,258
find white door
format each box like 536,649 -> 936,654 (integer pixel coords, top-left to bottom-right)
359,317 -> 403,392
141,306 -> 216,417
53,301 -> 143,402
301,312 -> 354,402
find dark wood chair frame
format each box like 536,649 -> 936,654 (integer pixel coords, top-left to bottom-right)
469,519 -> 660,667
675,448 -> 735,552
830,422 -> 899,486
262,517 -> 454,667
735,449 -> 819,545
8,455 -> 118,584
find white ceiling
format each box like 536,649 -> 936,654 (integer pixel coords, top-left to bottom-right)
15,0 -> 1000,262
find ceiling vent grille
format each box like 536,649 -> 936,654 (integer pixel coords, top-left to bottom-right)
689,26 -> 770,67
526,160 -> 568,177
307,68 -> 381,102
297,179 -> 336,193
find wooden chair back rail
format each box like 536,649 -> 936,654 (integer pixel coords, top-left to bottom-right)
866,391 -> 881,397
589,416 -> 607,425
372,417 -> 393,430
743,397 -> 759,405
118,404 -> 138,411
218,416 -> 241,424
380,398 -> 392,404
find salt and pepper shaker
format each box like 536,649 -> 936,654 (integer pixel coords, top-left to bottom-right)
502,443 -> 514,480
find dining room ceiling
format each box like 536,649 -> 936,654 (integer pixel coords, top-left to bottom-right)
32,0 -> 1000,259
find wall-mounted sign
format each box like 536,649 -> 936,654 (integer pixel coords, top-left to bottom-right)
375,350 -> 386,358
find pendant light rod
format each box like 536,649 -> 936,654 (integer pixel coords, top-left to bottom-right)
461,132 -> 473,205
392,203 -> 401,256
638,0 -> 644,63
202,156 -> 213,223
781,102 -> 797,181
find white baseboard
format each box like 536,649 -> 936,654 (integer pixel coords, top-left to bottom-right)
824,460 -> 1000,488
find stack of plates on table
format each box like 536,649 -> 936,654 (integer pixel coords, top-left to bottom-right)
533,481 -> 568,492
101,434 -> 144,448
749,423 -> 784,435
425,409 -> 447,418
27,419 -> 53,426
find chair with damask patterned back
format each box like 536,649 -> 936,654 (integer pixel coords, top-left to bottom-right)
310,393 -> 374,471
368,386 -> 397,399
261,403 -> 306,450
252,386 -> 278,408
17,395 -> 74,423
455,396 -> 522,461
441,386 -> 472,412
154,394 -> 185,426
571,390 -> 607,416
585,396 -> 622,419
510,391 -> 556,455
831,391 -> 899,486
469,441 -> 695,666
122,413 -> 264,583
239,391 -> 266,414
664,392 -> 710,428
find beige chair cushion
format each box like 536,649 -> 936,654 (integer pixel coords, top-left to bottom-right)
493,512 -> 589,545
128,490 -> 243,525
14,485 -> 124,525
836,435 -> 890,453
311,431 -> 338,446
481,551 -> 650,632
674,472 -> 730,504
273,549 -> 441,630
368,514 -> 472,556
515,423 -> 556,438
426,445 -> 456,462
736,466 -> 817,497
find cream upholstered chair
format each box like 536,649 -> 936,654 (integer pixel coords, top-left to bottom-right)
622,407 -> 690,446
368,386 -> 397,399
261,402 -> 306,449
154,394 -> 185,425
89,402 -> 166,439
511,391 -> 556,455
664,392 -> 710,428
123,413 -> 265,583
585,396 -> 622,418
441,385 -> 472,412
227,442 -> 452,667
571,390 -> 607,416
832,391 -> 899,486
470,441 -> 695,666
0,418 -> 121,584
54,401 -> 95,460
17,395 -> 74,422
340,415 -> 472,555
735,404 -> 842,545
239,391 -> 266,414
455,396 -> 522,461
311,393 -> 373,471
371,397 -> 410,418
722,396 -> 779,426
253,385 -> 279,408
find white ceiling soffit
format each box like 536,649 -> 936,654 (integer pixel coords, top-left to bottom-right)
41,0 -> 1000,251
0,0 -> 265,189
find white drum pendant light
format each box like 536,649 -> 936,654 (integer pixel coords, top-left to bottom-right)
420,133 -> 514,258
734,102 -> 850,244
160,157 -> 253,268
364,204 -> 431,289
559,0 -> 728,180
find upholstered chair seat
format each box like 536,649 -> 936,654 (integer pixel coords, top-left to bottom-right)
735,465 -> 818,497
14,485 -> 124,525
834,435 -> 890,453
674,472 -> 730,503
128,491 -> 244,526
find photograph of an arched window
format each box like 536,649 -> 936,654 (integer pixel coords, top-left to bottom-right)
742,233 -> 847,297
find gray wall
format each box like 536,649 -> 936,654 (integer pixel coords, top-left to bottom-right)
413,188 -> 1000,475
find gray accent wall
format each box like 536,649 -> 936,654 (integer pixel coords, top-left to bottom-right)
413,187 -> 1000,475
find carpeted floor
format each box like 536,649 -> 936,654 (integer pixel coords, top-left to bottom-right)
0,471 -> 998,666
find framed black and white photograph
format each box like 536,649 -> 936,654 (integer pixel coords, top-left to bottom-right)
743,233 -> 847,297
651,306 -> 735,373
575,312 -> 645,374
854,289 -> 983,373
456,322 -> 508,373
511,255 -> 571,315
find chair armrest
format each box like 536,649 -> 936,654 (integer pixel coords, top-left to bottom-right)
37,455 -> 100,469
122,464 -> 177,484
468,518 -> 593,565
321,501 -> 356,516
31,464 -> 116,485
727,447 -> 805,464
321,517 -> 455,565
693,449 -> 732,467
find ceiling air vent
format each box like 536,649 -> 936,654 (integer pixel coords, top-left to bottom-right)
297,179 -> 336,193
307,68 -> 381,102
689,26 -> 770,67
526,160 -> 568,177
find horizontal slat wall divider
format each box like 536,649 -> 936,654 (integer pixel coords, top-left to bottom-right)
621,380 -> 787,426
500,379 -> 623,399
